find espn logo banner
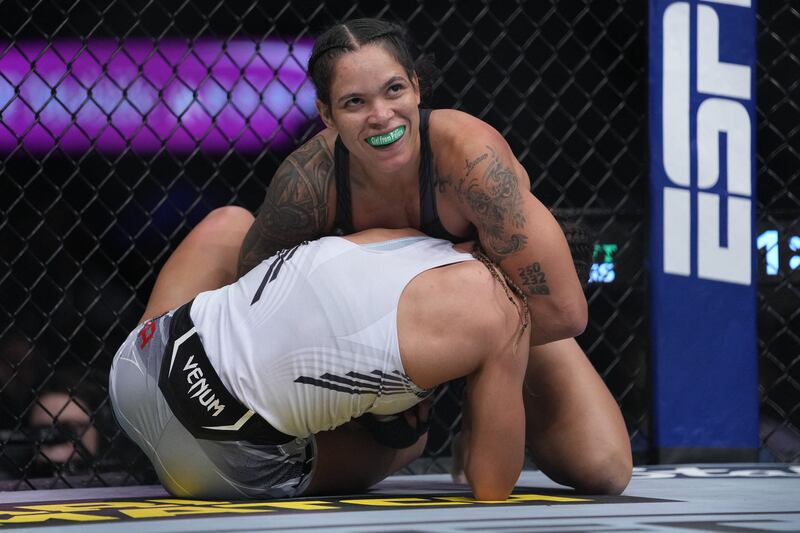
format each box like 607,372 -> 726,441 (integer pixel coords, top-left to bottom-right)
648,0 -> 758,461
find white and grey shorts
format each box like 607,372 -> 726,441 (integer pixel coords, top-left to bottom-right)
108,308 -> 315,500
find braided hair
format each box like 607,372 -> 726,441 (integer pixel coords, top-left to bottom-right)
471,244 -> 530,353
308,18 -> 437,107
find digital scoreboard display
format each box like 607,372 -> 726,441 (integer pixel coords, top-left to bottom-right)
590,243 -> 619,283
757,228 -> 800,276
588,227 -> 798,284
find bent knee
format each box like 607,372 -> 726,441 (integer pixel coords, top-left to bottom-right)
567,449 -> 632,495
200,206 -> 254,235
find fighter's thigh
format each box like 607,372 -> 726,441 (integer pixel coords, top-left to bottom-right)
304,423 -> 427,496
524,338 -> 631,491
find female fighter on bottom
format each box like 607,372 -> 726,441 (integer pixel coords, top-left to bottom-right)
109,225 -> 530,501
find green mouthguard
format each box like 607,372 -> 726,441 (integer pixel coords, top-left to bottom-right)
366,126 -> 405,147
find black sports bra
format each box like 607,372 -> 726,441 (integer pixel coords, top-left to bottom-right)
332,108 -> 472,243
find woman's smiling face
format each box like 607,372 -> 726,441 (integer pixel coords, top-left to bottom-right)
318,44 -> 421,175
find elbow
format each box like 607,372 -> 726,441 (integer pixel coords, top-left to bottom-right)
471,481 -> 515,502
562,297 -> 588,338
536,297 -> 587,343
466,460 -> 521,502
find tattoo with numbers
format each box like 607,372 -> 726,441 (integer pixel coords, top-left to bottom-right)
517,263 -> 551,295
437,145 -> 528,260
238,136 -> 333,277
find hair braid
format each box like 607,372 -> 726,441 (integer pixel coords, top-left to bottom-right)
470,244 -> 530,352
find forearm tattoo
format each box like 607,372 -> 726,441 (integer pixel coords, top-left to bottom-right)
438,146 -> 528,260
238,136 -> 333,277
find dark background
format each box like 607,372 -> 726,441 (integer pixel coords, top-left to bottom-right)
0,0 -> 796,488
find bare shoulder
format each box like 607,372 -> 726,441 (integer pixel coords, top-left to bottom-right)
313,127 -> 338,154
427,109 -> 533,262
402,258 -> 525,371
237,129 -> 336,276
429,108 -> 490,130
429,109 -> 506,154
428,109 -> 517,181
421,260 -> 509,329
285,129 -> 335,169
398,258 -> 503,386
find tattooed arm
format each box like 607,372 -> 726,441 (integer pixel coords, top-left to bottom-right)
437,113 -> 587,344
237,134 -> 335,277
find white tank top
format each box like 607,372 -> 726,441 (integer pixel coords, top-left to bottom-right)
189,236 -> 473,437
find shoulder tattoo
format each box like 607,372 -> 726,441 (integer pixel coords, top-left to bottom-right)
465,152 -> 488,175
238,136 -> 333,276
439,146 -> 528,260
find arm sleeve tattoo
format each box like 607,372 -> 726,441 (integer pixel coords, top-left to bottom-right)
439,146 -> 529,260
237,136 -> 333,277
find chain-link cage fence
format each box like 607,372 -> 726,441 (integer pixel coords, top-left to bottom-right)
3,0 -> 646,489
757,2 -> 800,463
0,0 -> 658,489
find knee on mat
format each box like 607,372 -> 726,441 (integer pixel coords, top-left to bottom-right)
569,449 -> 632,495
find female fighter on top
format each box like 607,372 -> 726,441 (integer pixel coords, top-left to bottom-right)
162,18 -> 632,494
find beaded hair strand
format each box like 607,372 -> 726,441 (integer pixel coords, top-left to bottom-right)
470,244 -> 531,354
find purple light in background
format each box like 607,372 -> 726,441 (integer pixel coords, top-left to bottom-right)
0,38 -> 318,155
